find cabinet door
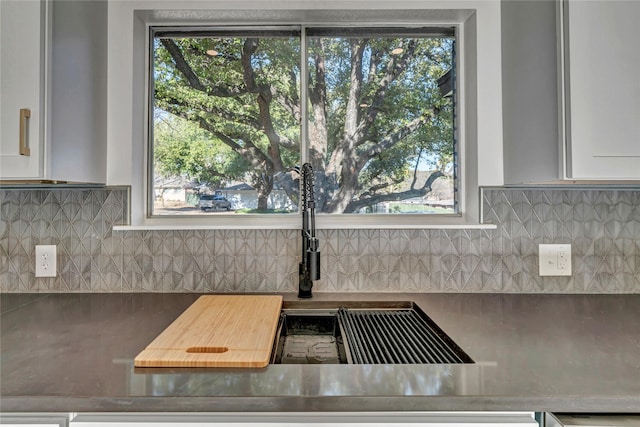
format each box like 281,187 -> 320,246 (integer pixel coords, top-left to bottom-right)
561,0 -> 640,179
0,0 -> 47,179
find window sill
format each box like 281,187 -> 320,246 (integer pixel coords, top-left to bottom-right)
112,215 -> 497,231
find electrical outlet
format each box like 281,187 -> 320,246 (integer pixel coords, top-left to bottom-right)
539,244 -> 572,276
35,245 -> 57,277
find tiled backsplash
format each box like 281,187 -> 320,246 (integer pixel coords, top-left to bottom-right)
1,187 -> 639,293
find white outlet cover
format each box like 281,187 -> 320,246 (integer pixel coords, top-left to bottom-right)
35,245 -> 57,277
539,244 -> 572,276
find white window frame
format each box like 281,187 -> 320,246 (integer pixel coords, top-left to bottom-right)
107,2 -> 503,231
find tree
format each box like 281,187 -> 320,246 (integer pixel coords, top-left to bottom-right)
153,31 -> 453,213
154,113 -> 249,189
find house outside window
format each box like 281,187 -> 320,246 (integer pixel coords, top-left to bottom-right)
149,25 -> 458,219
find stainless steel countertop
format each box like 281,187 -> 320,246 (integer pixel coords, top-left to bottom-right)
1,292 -> 640,413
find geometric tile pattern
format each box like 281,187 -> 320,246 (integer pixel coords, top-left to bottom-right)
0,188 -> 128,292
1,187 -> 639,293
482,188 -> 640,293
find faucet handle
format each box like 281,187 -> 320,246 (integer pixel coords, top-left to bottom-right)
308,240 -> 321,281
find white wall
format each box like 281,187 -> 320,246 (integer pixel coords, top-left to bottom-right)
106,0 -> 504,225
51,0 -> 108,183
501,0 -> 560,184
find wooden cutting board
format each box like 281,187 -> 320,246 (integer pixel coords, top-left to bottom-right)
134,295 -> 283,368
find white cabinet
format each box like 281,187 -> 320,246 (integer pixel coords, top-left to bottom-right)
560,0 -> 640,179
0,0 -> 49,179
0,0 -> 108,183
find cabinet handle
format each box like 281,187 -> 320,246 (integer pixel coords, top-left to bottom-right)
19,108 -> 31,156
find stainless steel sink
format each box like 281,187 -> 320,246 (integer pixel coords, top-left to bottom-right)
271,308 -> 348,364
270,301 -> 474,365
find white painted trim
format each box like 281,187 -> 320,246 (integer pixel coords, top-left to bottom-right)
70,411 -> 536,425
107,1 -> 503,228
113,222 -> 497,231
557,0 -> 569,180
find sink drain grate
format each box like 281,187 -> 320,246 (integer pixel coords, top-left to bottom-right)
337,308 -> 472,364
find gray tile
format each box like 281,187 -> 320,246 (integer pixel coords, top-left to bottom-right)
2,187 -> 640,294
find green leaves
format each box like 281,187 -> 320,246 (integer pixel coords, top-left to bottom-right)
154,113 -> 248,188
152,30 -> 455,214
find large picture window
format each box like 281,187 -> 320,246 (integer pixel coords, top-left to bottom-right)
150,26 -> 456,217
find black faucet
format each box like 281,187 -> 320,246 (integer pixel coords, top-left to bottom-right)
298,163 -> 320,298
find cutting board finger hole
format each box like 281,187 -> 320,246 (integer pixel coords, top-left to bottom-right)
186,346 -> 229,354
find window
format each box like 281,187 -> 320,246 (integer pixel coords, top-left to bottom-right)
149,26 -> 457,218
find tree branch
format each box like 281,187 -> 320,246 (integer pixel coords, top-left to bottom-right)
275,68 -> 301,122
358,180 -> 399,199
161,39 -> 247,98
344,170 -> 445,213
201,169 -> 229,180
210,128 -> 271,170
160,39 -> 206,91
358,110 -> 435,164
308,41 -> 329,168
366,49 -> 380,84
273,170 -> 300,208
410,147 -> 424,189
240,38 -> 273,96
158,39 -> 298,183
172,113 -> 272,171
343,39 -> 368,145
274,90 -> 301,124
239,39 -> 294,169
156,93 -> 263,133
241,38 -> 259,91
360,40 -> 418,129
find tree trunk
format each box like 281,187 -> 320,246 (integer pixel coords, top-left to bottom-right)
257,193 -> 269,211
251,168 -> 274,211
